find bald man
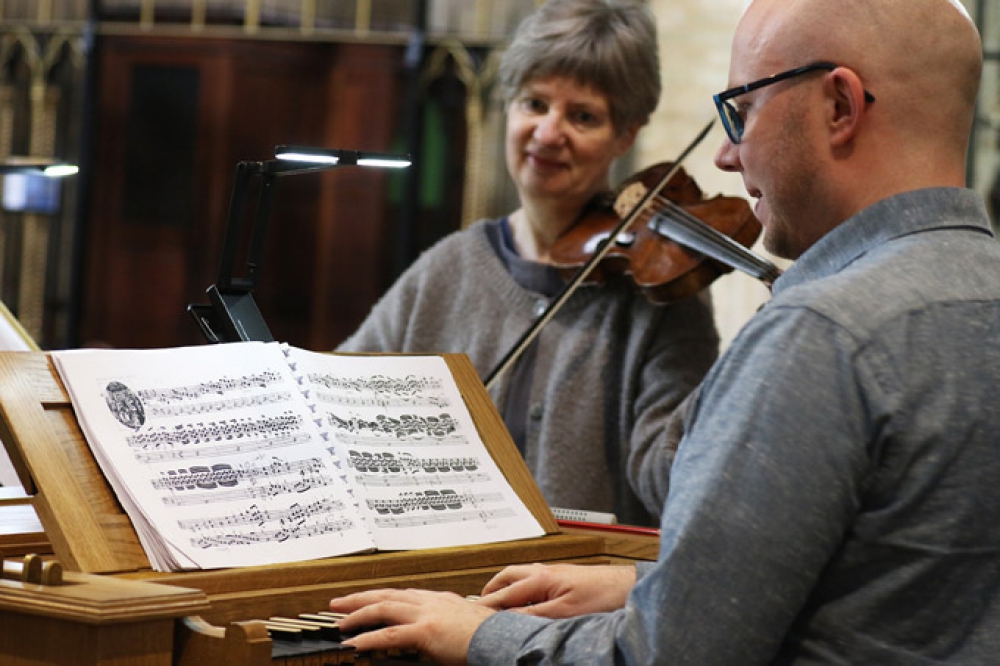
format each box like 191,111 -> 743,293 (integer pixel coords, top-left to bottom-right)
328,1 -> 1000,663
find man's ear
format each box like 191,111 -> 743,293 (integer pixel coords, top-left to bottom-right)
826,68 -> 867,147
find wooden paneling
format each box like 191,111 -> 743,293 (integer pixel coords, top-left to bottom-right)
81,36 -> 404,350
308,43 -> 403,350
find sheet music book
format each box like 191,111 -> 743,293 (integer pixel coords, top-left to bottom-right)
51,342 -> 543,572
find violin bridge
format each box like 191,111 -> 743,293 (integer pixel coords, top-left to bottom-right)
614,182 -> 648,219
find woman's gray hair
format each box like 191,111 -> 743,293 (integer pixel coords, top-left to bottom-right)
498,0 -> 661,133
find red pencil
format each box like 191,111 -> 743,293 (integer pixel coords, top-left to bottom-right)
557,519 -> 660,537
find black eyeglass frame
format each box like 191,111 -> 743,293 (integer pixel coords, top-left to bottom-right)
713,61 -> 876,144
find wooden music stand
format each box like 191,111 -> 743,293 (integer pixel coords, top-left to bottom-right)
0,350 -> 655,665
0,351 -> 561,574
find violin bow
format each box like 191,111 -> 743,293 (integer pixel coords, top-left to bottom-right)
484,119 -> 717,391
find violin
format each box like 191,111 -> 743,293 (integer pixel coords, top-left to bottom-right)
550,161 -> 780,304
484,120 -> 781,389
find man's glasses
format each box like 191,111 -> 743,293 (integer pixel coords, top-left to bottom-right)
713,61 -> 876,144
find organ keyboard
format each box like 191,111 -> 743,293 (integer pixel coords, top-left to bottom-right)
0,527 -> 656,665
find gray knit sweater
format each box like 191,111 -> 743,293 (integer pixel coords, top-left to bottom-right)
338,219 -> 718,525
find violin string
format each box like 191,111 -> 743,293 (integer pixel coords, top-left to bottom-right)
649,195 -> 782,283
483,172 -> 675,391
651,195 -> 766,267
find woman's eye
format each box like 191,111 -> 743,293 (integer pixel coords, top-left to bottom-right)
572,110 -> 600,126
518,97 -> 547,113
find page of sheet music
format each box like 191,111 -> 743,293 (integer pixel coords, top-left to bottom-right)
285,347 -> 544,550
52,343 -> 376,571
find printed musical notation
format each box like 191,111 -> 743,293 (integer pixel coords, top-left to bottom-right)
349,451 -> 490,488
328,412 -> 468,447
153,457 -> 326,490
356,472 -> 490,488
52,342 -> 544,571
190,516 -> 357,549
153,455 -> 343,508
309,373 -> 450,409
159,473 -> 339,506
372,508 -> 517,529
367,489 -> 504,513
177,497 -> 350,530
104,373 -> 293,428
146,391 -> 293,418
349,451 -> 479,473
127,412 -> 313,462
362,485 -> 518,531
287,347 -> 544,551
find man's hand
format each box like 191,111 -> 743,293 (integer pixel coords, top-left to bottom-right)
329,588 -> 495,665
477,563 -> 636,618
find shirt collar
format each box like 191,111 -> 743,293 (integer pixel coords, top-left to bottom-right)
772,188 -> 992,295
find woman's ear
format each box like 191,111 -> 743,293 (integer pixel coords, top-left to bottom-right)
615,121 -> 643,157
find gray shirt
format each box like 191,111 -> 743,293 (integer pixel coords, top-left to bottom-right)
470,187 -> 1000,664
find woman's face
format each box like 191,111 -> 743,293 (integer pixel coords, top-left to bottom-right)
506,75 -> 637,219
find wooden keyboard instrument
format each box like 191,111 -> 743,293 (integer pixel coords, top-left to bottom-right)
0,352 -> 658,664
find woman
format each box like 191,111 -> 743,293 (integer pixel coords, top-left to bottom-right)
339,0 -> 718,526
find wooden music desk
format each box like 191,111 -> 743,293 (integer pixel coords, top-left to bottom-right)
0,352 -> 659,664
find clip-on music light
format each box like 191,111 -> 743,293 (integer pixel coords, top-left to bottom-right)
188,147 -> 411,344
0,158 -> 79,215
0,159 -> 79,177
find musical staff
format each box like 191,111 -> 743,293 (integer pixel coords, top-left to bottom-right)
190,517 -> 358,549
177,498 -> 351,531
145,391 -> 294,418
355,472 -> 490,488
153,457 -> 327,491
327,412 -> 463,442
348,450 -> 490,487
161,473 -> 341,507
127,412 -> 304,449
348,450 -> 479,473
136,370 -> 287,402
367,490 -> 505,513
372,508 -> 518,529
308,373 -> 450,409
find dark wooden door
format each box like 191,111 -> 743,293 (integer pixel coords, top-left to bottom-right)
80,35 -> 403,350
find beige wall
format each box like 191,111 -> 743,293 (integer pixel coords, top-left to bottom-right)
641,0 -> 771,349
643,0 -> 996,349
